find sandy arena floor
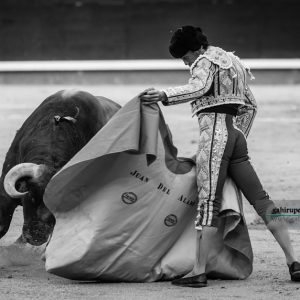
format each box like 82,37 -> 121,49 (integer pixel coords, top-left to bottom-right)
0,84 -> 300,299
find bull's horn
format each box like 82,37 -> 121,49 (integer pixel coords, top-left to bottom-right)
4,163 -> 47,198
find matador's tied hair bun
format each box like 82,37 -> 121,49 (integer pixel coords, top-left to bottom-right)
169,26 -> 209,58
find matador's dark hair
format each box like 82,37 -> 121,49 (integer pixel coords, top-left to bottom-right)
169,26 -> 209,58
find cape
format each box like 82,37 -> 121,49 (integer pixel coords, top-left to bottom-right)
44,96 -> 253,282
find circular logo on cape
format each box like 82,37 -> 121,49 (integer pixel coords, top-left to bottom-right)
121,192 -> 137,204
164,214 -> 177,227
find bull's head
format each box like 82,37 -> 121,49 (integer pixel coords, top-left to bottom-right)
4,163 -> 56,245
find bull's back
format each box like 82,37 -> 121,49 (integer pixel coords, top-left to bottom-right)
95,96 -> 121,127
59,90 -> 121,131
1,90 -> 121,175
13,89 -> 121,140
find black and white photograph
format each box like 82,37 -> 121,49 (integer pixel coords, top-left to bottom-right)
0,0 -> 300,299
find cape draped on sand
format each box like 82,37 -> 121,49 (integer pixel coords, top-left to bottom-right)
44,96 -> 253,282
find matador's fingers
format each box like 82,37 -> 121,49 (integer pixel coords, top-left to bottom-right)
138,87 -> 155,97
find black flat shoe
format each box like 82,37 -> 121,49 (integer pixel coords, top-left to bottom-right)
289,261 -> 300,282
171,273 -> 207,288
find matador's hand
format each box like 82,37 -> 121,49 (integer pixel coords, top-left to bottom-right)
139,88 -> 167,105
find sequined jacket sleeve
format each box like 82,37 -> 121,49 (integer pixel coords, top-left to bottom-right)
161,58 -> 215,106
235,84 -> 258,137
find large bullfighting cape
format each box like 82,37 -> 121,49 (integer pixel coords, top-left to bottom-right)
44,97 -> 253,282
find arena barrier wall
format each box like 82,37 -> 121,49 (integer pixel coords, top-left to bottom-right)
0,59 -> 299,85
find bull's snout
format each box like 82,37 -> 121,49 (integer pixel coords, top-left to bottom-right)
22,220 -> 54,246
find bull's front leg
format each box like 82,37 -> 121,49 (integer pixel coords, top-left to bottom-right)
0,190 -> 19,240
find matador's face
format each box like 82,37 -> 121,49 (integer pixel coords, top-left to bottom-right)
181,49 -> 204,67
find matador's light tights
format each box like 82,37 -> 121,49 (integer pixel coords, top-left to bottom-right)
195,112 -> 275,228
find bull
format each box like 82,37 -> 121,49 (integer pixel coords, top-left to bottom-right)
0,90 -> 120,246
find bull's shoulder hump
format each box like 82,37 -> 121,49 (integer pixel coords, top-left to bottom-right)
96,96 -> 121,109
61,89 -> 81,99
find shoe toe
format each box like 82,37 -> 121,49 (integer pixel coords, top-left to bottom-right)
171,273 -> 207,288
289,261 -> 300,281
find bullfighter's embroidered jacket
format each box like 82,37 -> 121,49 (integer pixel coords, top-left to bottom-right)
162,46 -> 257,136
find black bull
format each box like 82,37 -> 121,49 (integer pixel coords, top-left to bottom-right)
0,90 -> 120,245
